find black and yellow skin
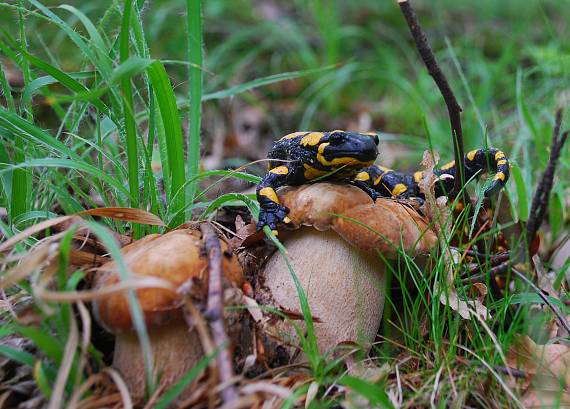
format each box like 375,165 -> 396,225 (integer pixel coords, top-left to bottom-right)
256,129 -> 510,233
256,130 -> 380,233
353,148 -> 510,201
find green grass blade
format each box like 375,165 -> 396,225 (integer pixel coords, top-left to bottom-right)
16,325 -> 64,364
549,189 -> 564,240
0,345 -> 36,367
1,158 -> 129,197
147,61 -> 186,227
57,5 -> 109,63
186,0 -> 203,204
51,57 -> 153,107
510,164 -> 529,222
119,0 -> 140,238
85,221 -> 156,395
198,193 -> 258,223
17,0 -> 32,120
0,59 -> 16,112
10,1 -> 31,224
201,66 -> 335,101
27,0 -> 113,79
9,44 -> 108,113
337,376 -> 395,408
264,226 -> 321,373
33,361 -> 53,398
0,107 -> 79,159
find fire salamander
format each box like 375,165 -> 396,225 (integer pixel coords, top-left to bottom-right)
256,130 -> 510,233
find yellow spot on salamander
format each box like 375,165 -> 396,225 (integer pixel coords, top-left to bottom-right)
441,161 -> 456,170
280,131 -> 307,140
374,175 -> 383,186
497,159 -> 507,166
283,216 -> 291,224
259,187 -> 279,203
317,153 -> 372,167
495,151 -> 505,160
378,165 -> 392,173
354,171 -> 370,181
467,150 -> 478,161
318,142 -> 329,154
494,172 -> 506,181
391,183 -> 408,196
303,163 -> 328,180
300,132 -> 325,147
269,166 -> 289,175
413,171 -> 423,183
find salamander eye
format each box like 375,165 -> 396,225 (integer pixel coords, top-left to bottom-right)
372,134 -> 379,145
329,132 -> 344,144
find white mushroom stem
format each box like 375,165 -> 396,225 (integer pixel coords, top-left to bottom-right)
112,320 -> 202,400
259,228 -> 386,356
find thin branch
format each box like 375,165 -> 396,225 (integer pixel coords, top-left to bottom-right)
493,366 -> 527,379
526,109 -> 568,247
463,249 -> 510,265
511,267 -> 570,335
464,253 -> 511,278
398,0 -> 466,199
200,222 -> 238,404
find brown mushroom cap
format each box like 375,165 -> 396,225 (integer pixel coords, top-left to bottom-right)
93,228 -> 243,333
278,182 -> 437,256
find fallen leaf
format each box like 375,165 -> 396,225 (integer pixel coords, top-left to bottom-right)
507,335 -> 570,408
438,249 -> 490,320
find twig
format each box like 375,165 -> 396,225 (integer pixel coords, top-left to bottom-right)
397,0 -> 466,199
463,252 -> 511,279
463,249 -> 510,265
511,267 -> 570,335
200,222 -> 238,404
493,366 -> 527,379
526,109 -> 568,247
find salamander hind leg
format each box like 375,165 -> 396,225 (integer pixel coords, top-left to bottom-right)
464,148 -> 510,197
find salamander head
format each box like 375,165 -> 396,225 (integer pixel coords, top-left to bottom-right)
315,130 -> 379,167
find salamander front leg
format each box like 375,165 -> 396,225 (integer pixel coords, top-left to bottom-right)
256,166 -> 292,234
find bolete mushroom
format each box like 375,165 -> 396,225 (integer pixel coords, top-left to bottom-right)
255,182 -> 436,359
92,228 -> 243,400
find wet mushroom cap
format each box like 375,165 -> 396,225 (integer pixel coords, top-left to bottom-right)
278,182 -> 437,256
93,229 -> 243,333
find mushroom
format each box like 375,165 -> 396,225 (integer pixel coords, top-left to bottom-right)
255,182 -> 436,360
92,228 -> 243,400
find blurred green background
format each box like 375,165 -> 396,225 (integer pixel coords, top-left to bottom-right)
1,0 -> 569,215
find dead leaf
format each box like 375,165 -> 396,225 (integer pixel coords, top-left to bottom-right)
533,254 -> 557,298
0,207 -> 161,254
228,222 -> 263,250
551,238 -> 570,280
507,335 -> 570,408
437,284 -> 489,320
437,249 -> 490,320
79,207 -> 164,226
305,381 -> 319,408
